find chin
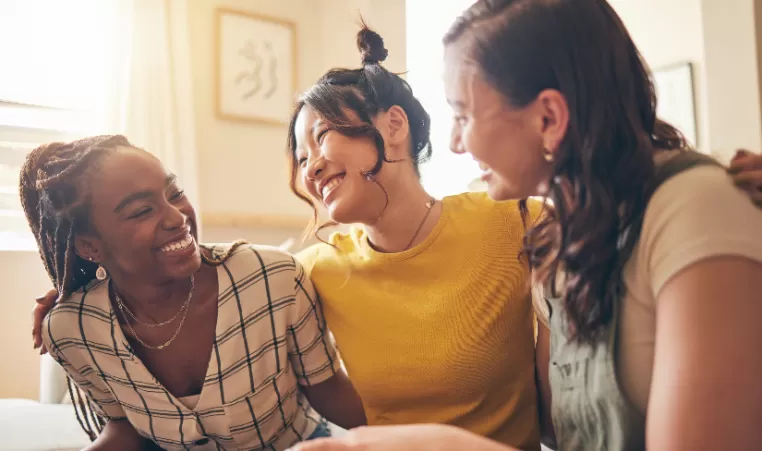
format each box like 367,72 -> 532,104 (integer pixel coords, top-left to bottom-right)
486,182 -> 514,202
163,247 -> 203,281
326,200 -> 367,225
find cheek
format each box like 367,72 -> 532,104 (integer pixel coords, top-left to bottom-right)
461,121 -> 491,160
298,169 -> 316,197
324,136 -> 378,171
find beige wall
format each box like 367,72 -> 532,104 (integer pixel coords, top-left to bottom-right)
0,0 -> 405,400
610,0 -> 710,151
0,252 -> 51,399
611,0 -> 762,162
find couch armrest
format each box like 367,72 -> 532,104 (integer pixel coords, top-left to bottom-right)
40,353 -> 68,404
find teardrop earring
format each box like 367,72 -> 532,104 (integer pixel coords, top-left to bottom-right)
88,257 -> 108,280
542,146 -> 555,163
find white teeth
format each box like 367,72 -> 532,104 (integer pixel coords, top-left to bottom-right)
160,234 -> 194,253
321,176 -> 344,199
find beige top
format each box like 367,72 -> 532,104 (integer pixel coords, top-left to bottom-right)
618,164 -> 762,411
43,244 -> 341,450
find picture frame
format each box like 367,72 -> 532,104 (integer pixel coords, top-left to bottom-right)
652,62 -> 698,147
215,8 -> 297,125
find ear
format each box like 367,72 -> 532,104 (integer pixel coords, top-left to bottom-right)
535,89 -> 569,156
376,105 -> 410,160
74,234 -> 103,264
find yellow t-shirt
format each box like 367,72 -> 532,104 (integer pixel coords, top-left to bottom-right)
297,192 -> 543,450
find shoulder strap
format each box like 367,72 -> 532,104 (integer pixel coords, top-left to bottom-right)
651,151 -> 723,190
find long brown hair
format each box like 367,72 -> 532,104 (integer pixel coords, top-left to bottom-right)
286,23 -> 433,240
20,135 -> 246,441
445,0 -> 688,343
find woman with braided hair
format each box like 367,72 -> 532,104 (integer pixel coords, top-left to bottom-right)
21,135 -> 365,450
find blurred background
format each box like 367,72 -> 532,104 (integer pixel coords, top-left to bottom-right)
1,0 -> 761,448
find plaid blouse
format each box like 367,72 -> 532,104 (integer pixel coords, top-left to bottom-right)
42,244 -> 341,450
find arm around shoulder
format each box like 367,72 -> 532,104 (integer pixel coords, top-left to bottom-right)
644,168 -> 762,450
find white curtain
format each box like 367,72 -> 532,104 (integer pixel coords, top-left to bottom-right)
94,0 -> 200,211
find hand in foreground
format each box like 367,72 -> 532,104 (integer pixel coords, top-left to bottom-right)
729,149 -> 762,205
287,424 -> 517,451
32,287 -> 59,355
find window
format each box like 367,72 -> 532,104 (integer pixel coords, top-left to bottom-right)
406,0 -> 480,198
0,1 -> 119,249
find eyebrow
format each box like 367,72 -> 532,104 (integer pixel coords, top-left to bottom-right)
113,174 -> 178,213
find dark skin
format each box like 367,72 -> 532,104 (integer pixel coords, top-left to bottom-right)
75,147 -> 216,401
47,148 -> 364,450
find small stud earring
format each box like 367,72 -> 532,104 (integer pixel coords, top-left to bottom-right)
542,146 -> 555,163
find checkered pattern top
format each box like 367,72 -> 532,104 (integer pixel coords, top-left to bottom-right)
42,244 -> 341,451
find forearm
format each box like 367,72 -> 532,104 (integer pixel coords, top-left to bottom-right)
83,419 -> 148,451
535,323 -> 557,449
303,371 -> 367,429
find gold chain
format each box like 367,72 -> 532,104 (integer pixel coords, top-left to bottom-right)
113,276 -> 195,350
404,198 -> 436,250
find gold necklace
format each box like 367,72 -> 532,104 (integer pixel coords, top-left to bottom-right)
113,276 -> 195,350
404,198 -> 436,250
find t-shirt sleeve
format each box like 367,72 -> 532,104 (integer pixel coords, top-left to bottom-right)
42,311 -> 126,420
641,165 -> 762,297
286,258 -> 342,386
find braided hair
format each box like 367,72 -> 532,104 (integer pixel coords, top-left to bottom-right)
20,135 -> 247,441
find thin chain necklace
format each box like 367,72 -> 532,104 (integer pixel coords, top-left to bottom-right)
404,198 -> 437,250
116,279 -> 193,328
113,276 -> 195,350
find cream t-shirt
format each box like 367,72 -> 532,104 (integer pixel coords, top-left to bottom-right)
618,163 -> 762,412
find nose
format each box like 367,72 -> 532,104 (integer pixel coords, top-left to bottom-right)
306,155 -> 326,181
161,204 -> 187,230
450,126 -> 465,154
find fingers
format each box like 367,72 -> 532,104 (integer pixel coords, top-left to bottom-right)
729,151 -> 762,174
32,303 -> 47,350
731,148 -> 753,163
32,288 -> 59,352
750,191 -> 762,207
732,169 -> 762,187
37,288 -> 59,306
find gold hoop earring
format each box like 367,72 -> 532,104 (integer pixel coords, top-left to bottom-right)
542,146 -> 555,163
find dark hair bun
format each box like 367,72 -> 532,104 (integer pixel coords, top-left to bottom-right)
357,26 -> 388,65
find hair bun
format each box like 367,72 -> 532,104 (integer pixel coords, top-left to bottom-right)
357,26 -> 388,65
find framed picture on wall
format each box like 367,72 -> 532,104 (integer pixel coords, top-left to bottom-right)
215,8 -> 297,125
653,62 -> 698,147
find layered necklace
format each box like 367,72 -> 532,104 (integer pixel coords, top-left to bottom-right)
113,276 -> 195,350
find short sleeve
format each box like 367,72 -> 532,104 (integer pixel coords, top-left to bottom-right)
286,259 -> 342,386
42,312 -> 126,420
641,165 -> 762,297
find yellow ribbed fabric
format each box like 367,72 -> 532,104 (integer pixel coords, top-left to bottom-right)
297,193 -> 542,450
